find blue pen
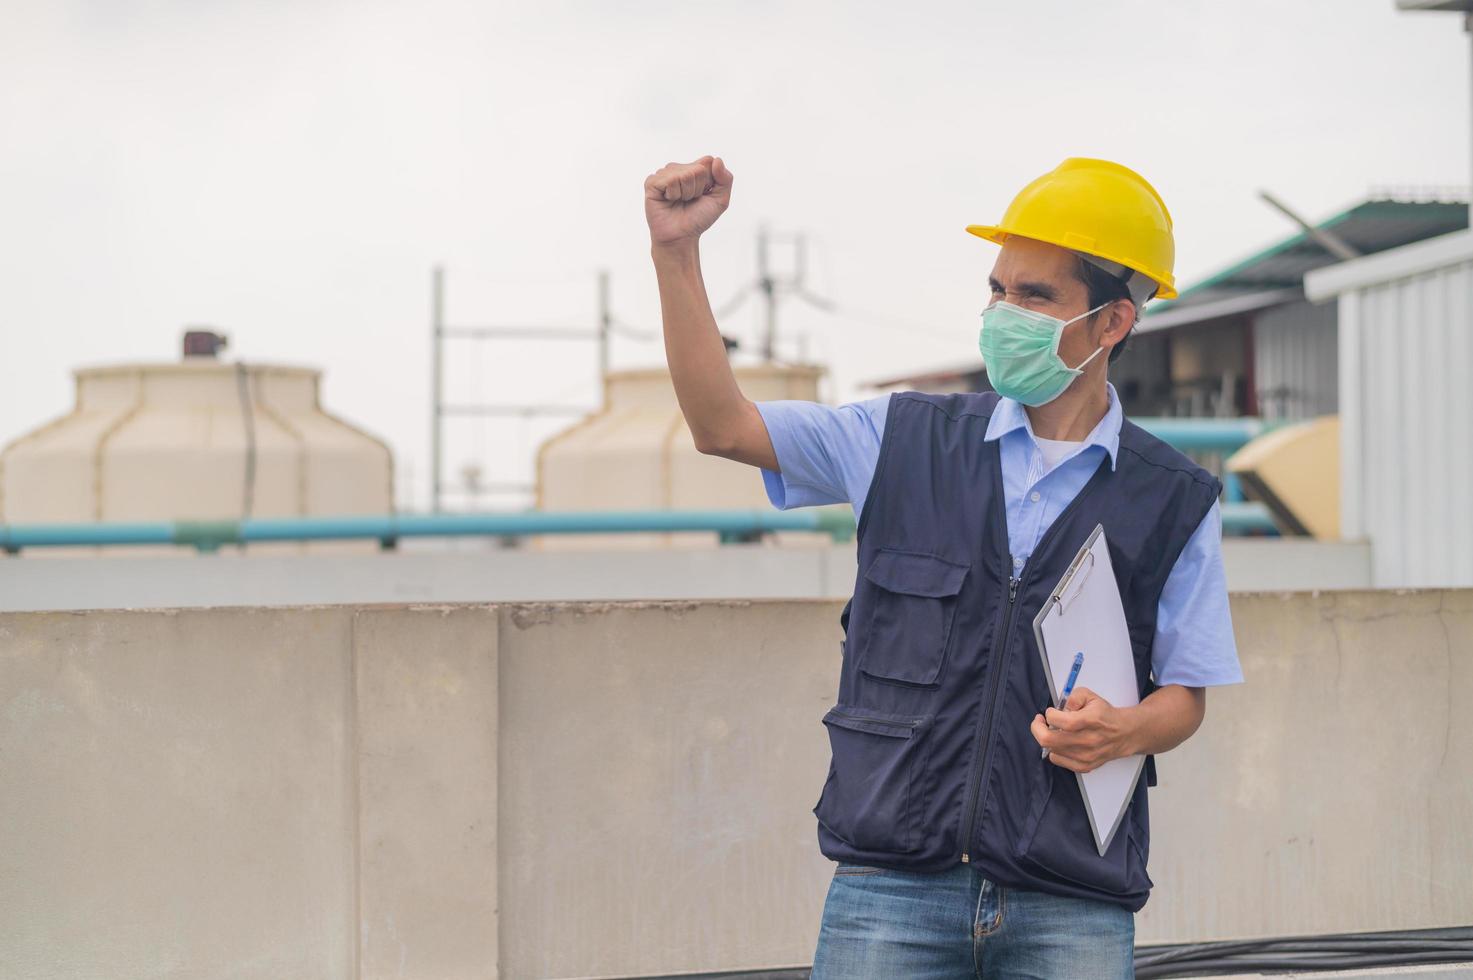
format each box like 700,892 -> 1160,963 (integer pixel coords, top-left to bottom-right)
1061,651 -> 1085,702
1042,652 -> 1085,760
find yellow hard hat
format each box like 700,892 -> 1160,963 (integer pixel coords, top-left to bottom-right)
966,158 -> 1177,301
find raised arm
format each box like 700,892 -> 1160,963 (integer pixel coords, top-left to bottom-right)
644,156 -> 778,471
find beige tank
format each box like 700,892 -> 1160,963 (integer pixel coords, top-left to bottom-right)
535,363 -> 827,549
1226,416 -> 1339,540
0,356 -> 393,555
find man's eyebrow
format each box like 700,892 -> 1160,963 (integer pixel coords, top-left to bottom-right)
989,277 -> 1061,302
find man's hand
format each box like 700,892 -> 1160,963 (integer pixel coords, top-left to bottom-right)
644,156 -> 734,248
1029,683 -> 1208,772
1029,686 -> 1134,773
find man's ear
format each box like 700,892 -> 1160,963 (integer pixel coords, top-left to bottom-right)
1098,300 -> 1135,352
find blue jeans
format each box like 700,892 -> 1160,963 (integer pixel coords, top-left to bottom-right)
810,861 -> 1134,980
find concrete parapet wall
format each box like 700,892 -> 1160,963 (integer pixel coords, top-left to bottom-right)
1144,591 -> 1472,941
0,592 -> 1469,978
0,537 -> 1373,612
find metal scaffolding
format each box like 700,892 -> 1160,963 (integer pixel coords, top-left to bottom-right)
429,266 -> 611,512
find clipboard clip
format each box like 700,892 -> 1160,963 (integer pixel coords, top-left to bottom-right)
1051,551 -> 1096,615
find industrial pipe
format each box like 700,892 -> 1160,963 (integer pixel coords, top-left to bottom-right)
1220,502 -> 1278,536
1132,417 -> 1268,453
0,500 -> 1280,554
0,508 -> 860,554
1134,416 -> 1275,504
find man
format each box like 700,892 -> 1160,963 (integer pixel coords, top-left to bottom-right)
644,156 -> 1243,979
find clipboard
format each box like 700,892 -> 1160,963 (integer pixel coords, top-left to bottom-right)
1031,524 -> 1145,857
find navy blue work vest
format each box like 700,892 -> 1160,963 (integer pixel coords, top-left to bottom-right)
813,391 -> 1220,912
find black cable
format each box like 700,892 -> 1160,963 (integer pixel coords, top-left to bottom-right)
609,317 -> 660,342
810,299 -> 965,345
1134,926 -> 1473,978
620,927 -> 1473,980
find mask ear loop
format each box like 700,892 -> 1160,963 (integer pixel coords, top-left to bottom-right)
1061,300 -> 1113,370
1072,343 -> 1106,371
1061,301 -> 1111,327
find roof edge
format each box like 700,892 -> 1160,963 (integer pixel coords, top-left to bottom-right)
1162,203 -> 1361,307
1137,287 -> 1302,334
1304,229 -> 1473,300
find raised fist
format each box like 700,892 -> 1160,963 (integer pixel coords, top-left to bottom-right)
644,156 -> 733,247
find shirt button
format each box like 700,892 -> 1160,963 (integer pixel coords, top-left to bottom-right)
1029,491 -> 1041,503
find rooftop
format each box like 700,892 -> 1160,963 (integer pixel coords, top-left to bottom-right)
1141,195 -> 1468,332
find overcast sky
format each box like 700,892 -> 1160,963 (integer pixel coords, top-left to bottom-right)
1,0 -> 1467,511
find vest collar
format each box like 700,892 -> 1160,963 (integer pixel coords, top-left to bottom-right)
981,382 -> 1123,472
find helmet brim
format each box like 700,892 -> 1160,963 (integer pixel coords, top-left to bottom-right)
964,223 -> 1178,301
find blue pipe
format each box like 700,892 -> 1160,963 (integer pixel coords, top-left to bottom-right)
1138,417 -> 1267,505
0,508 -> 859,553
1220,502 -> 1278,536
1133,417 -> 1267,453
0,520 -> 180,547
0,498 -> 1281,553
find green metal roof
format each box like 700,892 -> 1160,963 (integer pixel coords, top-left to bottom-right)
1148,198 -> 1469,321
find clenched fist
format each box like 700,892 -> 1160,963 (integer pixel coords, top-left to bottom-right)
644,156 -> 734,248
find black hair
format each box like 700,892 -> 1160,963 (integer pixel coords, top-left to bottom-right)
1073,257 -> 1142,365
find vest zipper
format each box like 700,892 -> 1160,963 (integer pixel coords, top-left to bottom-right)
957,455 -> 1113,866
961,563 -> 1019,864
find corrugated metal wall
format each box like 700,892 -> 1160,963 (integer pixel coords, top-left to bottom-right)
1253,299 -> 1339,420
1343,255 -> 1473,587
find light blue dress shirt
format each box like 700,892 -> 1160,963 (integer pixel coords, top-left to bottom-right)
754,384 -> 1243,689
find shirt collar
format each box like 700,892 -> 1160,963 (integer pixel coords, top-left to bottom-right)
983,382 -> 1123,471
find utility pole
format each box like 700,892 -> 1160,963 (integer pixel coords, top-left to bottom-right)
757,227 -> 775,361
742,226 -> 827,363
431,265 -> 444,514
597,269 -> 611,406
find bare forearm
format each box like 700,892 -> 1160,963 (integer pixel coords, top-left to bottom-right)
651,242 -> 749,448
649,243 -> 777,469
1121,684 -> 1205,756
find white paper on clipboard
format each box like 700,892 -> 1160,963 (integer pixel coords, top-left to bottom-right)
1031,524 -> 1145,857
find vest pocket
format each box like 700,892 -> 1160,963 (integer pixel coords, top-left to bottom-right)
856,550 -> 970,686
813,705 -> 935,854
1012,764 -> 1149,897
